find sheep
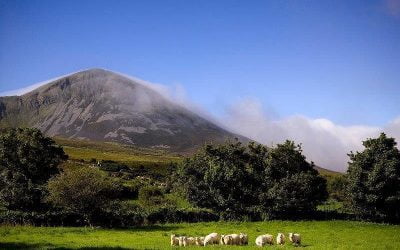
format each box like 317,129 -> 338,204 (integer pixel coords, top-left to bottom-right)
170,234 -> 179,246
187,237 -> 196,246
239,233 -> 249,245
276,233 -> 285,245
289,233 -> 301,246
195,236 -> 205,246
230,234 -> 241,245
220,234 -> 232,245
178,236 -> 197,247
204,232 -> 220,246
178,236 -> 187,247
255,234 -> 274,246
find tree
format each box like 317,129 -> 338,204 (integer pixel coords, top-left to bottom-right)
0,128 -> 67,211
172,140 -> 327,220
259,141 -> 327,218
173,141 -> 252,219
347,133 -> 400,222
47,167 -> 121,226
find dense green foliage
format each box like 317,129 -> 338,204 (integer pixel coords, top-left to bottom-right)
326,175 -> 348,201
47,167 -> 122,226
0,128 -> 67,211
1,221 -> 399,249
172,141 -> 328,220
347,133 -> 400,222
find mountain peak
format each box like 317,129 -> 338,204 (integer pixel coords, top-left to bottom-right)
0,70 -> 247,151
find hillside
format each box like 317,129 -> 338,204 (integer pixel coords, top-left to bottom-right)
0,69 -> 247,152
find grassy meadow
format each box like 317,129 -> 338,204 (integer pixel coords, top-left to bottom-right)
3,137 -> 388,250
1,221 -> 399,249
54,137 -> 181,165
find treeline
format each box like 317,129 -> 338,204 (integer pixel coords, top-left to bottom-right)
0,128 -> 399,227
170,141 -> 328,220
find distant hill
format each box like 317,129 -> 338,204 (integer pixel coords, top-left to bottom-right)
314,166 -> 342,176
0,68 -> 248,152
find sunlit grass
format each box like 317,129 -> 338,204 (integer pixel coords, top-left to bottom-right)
1,221 -> 399,249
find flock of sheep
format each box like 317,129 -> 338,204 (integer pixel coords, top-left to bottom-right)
171,232 -> 301,247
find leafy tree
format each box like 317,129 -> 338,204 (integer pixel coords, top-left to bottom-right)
347,133 -> 400,222
0,128 -> 67,211
172,140 -> 327,220
258,141 -> 327,218
47,167 -> 121,226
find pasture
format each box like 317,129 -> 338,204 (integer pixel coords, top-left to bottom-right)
1,220 -> 399,249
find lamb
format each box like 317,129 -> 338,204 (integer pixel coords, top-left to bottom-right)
204,232 -> 220,246
255,234 -> 274,246
170,234 -> 179,246
239,233 -> 248,245
289,233 -> 301,246
276,233 -> 285,245
195,236 -> 205,246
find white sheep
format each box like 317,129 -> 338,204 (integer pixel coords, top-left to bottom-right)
239,233 -> 248,245
170,234 -> 179,246
178,236 -> 186,246
230,234 -> 241,245
255,234 -> 274,246
289,233 -> 301,246
276,233 -> 285,245
195,236 -> 205,246
220,234 -> 232,245
204,232 -> 220,246
188,237 -> 197,246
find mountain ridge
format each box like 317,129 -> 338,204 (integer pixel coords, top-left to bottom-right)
0,68 -> 248,152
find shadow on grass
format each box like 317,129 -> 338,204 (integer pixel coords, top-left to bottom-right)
0,242 -> 137,250
126,225 -> 181,232
0,242 -> 53,249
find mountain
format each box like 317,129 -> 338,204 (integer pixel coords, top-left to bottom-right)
0,68 -> 247,151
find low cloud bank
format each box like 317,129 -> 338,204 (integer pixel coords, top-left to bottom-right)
223,98 -> 400,172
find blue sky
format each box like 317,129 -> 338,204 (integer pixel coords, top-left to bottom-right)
0,0 -> 399,127
1,0 -> 400,170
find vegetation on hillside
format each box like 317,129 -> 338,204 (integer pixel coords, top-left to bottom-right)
0,128 -> 399,227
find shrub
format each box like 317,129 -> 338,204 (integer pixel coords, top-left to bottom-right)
47,167 -> 122,227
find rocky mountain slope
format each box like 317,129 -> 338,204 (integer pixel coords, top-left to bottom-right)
0,69 -> 246,151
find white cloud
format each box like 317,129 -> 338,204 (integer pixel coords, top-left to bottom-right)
223,98 -> 399,172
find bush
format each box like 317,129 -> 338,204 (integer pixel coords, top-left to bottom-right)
47,167 -> 122,226
172,140 -> 328,220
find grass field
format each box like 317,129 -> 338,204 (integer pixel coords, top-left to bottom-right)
1,221 -> 399,249
54,137 -> 181,165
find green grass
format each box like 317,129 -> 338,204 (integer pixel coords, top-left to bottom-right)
54,137 -> 181,165
1,221 -> 399,249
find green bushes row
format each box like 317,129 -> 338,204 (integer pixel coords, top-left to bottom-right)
0,207 -> 219,227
